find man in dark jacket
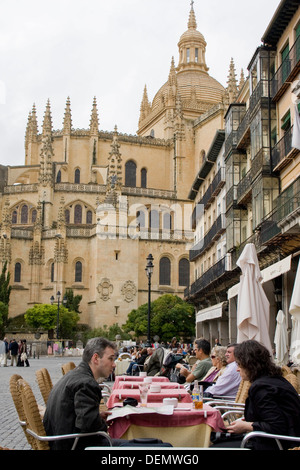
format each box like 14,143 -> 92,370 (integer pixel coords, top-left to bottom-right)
44,337 -> 117,450
9,339 -> 19,366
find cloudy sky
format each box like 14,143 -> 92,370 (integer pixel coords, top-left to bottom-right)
0,0 -> 280,167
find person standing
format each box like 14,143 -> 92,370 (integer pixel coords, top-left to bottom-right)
9,339 -> 19,366
3,337 -> 9,366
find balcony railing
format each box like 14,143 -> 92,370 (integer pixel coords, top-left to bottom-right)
271,126 -> 299,171
271,36 -> 300,101
249,80 -> 270,115
187,256 -> 227,297
199,167 -> 225,209
190,214 -> 226,261
237,170 -> 252,204
236,109 -> 250,148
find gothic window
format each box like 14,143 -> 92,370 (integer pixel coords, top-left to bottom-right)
74,168 -> 80,184
56,170 -> 61,183
179,258 -> 190,287
159,257 -> 171,285
141,168 -> 147,188
137,210 -> 145,228
163,212 -> 172,230
75,261 -> 82,282
86,210 -> 92,224
74,205 -> 82,224
21,205 -> 28,224
14,262 -> 21,283
65,209 -> 70,224
50,262 -> 54,283
12,211 -> 17,224
125,161 -> 136,187
31,209 -> 37,223
149,209 -> 159,229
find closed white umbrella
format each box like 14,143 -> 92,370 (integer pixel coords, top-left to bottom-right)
236,243 -> 273,354
289,258 -> 300,366
274,310 -> 289,365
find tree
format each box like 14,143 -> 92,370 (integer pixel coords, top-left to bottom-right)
64,288 -> 82,313
0,261 -> 11,305
24,304 -> 80,338
123,294 -> 195,343
0,301 -> 8,338
84,323 -> 131,343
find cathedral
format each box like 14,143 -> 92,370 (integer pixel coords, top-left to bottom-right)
0,4 -> 243,332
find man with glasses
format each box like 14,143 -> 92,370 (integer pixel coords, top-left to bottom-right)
176,338 -> 212,383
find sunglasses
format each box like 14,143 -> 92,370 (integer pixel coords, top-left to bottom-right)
211,355 -> 216,359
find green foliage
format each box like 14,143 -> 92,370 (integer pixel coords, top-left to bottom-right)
83,323 -> 131,343
123,294 -> 195,343
0,301 -> 8,337
64,289 -> 82,313
24,303 -> 80,338
0,261 -> 11,305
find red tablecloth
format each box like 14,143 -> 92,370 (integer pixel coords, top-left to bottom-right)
108,403 -> 225,439
113,376 -> 170,388
106,387 -> 192,409
117,381 -> 184,390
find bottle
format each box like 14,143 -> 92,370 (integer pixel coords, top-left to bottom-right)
192,381 -> 203,409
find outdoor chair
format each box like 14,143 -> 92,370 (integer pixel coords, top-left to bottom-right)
9,374 -> 39,450
35,368 -> 53,406
61,361 -> 76,375
17,378 -> 112,450
241,431 -> 300,450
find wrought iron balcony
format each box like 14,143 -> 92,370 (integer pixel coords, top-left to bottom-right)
271,36 -> 300,101
189,214 -> 226,261
237,170 -> 252,204
187,256 -> 227,297
271,126 -> 299,171
199,167 -> 225,209
249,80 -> 270,115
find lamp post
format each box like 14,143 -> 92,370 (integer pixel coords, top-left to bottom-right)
145,254 -> 154,348
50,291 -> 67,339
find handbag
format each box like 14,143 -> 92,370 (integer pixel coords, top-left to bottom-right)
21,352 -> 27,362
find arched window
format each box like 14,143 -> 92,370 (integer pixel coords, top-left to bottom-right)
125,161 -> 136,187
56,170 -> 61,183
75,261 -> 82,282
141,168 -> 147,188
137,210 -> 145,228
179,258 -> 190,287
149,209 -> 159,229
74,168 -> 80,184
31,209 -> 37,223
14,262 -> 21,283
86,210 -> 92,224
74,205 -> 82,224
65,209 -> 70,224
50,262 -> 54,283
163,212 -> 172,230
12,210 -> 17,224
159,257 -> 171,285
21,205 -> 28,224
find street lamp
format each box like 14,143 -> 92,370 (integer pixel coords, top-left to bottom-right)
145,254 -> 154,348
50,291 -> 67,339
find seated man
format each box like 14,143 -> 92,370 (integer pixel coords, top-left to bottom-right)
204,343 -> 241,398
176,339 -> 212,383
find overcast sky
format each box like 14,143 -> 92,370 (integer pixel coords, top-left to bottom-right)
0,0 -> 280,167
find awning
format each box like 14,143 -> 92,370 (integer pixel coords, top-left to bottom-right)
196,302 -> 226,323
228,255 -> 292,299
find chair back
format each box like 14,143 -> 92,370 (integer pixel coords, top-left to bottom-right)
35,368 -> 53,405
61,361 -> 76,375
119,354 -> 131,360
17,379 -> 49,450
9,374 -> 39,450
285,373 -> 299,393
235,380 -> 251,404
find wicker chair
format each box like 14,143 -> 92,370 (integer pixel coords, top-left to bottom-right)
17,379 -> 112,450
61,361 -> 76,375
9,374 -> 39,450
285,373 -> 299,393
35,368 -> 53,406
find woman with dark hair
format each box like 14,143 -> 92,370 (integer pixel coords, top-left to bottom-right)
223,340 -> 300,450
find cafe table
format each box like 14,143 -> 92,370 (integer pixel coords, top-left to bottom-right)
106,387 -> 192,409
117,381 -> 184,390
113,376 -> 170,388
107,402 -> 225,448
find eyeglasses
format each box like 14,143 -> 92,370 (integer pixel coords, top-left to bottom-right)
210,355 -> 216,359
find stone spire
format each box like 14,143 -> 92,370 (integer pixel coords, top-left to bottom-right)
106,125 -> 123,205
139,85 -> 151,126
188,0 -> 197,30
90,96 -> 99,135
39,99 -> 54,187
226,58 -> 239,103
238,69 -> 245,91
63,96 -> 72,134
